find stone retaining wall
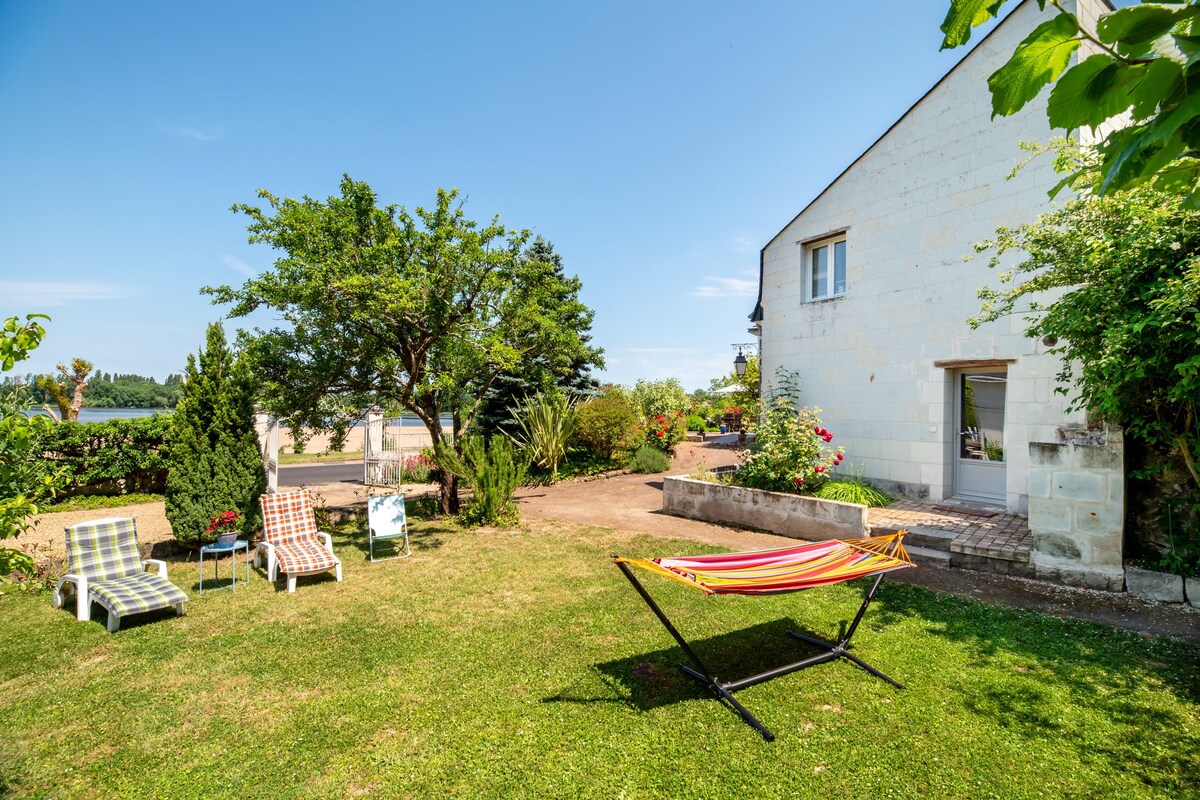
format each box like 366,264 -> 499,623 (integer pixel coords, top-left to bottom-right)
662,476 -> 868,540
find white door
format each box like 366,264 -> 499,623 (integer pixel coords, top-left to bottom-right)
954,369 -> 1007,504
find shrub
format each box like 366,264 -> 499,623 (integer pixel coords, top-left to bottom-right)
736,398 -> 843,494
37,415 -> 170,495
436,436 -> 529,528
398,452 -> 434,483
630,378 -> 689,420
164,323 -> 266,549
685,414 -> 707,432
508,391 -> 576,478
643,411 -> 686,453
573,392 -> 642,459
632,445 -> 671,474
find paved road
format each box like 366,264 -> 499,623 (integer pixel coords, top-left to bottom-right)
279,461 -> 362,486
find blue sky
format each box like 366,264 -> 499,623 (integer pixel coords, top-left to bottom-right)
0,1 -> 1002,392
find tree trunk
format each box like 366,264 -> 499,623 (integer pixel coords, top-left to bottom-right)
414,400 -> 459,514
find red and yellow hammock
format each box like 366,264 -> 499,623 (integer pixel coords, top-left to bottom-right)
613,531 -> 913,596
611,531 -> 913,741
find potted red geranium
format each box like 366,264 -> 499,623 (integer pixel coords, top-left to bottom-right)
205,510 -> 242,547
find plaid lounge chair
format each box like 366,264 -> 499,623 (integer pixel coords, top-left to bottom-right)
256,489 -> 343,592
52,517 -> 188,632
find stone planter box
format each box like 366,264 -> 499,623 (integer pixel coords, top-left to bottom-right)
1124,565 -> 1184,603
662,475 -> 868,540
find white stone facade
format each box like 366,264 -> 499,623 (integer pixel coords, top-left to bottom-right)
755,1 -> 1105,514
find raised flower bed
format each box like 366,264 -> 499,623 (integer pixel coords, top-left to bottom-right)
662,475 -> 868,540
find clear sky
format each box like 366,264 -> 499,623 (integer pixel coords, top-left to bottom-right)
0,1 -> 1003,392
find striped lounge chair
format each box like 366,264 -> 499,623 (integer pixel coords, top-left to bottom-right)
52,517 -> 188,632
256,489 -> 343,592
613,531 -> 914,741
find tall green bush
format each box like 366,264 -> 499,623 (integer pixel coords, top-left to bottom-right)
436,436 -> 528,527
165,323 -> 266,548
37,415 -> 170,495
573,391 -> 642,460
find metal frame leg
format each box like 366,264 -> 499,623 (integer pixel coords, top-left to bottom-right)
613,557 -> 904,742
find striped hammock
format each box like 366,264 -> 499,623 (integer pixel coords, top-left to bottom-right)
613,531 -> 913,596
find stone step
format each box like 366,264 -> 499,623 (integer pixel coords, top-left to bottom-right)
904,544 -> 951,567
875,524 -> 956,552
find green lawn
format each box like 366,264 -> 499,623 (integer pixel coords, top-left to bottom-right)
1,519 -> 1197,799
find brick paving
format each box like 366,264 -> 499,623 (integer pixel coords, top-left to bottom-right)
870,499 -> 1033,564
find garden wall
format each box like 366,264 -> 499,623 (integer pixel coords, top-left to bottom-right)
1027,426 -> 1125,591
662,476 -> 868,539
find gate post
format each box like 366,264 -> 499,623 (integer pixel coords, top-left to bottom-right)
255,409 -> 280,493
364,406 -> 383,486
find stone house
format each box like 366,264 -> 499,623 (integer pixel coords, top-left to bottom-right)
749,0 -> 1125,590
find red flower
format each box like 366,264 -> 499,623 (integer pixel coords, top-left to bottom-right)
815,466 -> 825,473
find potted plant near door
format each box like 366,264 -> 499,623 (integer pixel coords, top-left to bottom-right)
206,511 -> 243,547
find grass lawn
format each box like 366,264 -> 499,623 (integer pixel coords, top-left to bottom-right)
278,450 -> 364,466
1,518 -> 1197,799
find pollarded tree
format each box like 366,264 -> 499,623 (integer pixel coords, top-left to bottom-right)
206,178 -> 603,513
37,358 -> 92,422
164,322 -> 266,548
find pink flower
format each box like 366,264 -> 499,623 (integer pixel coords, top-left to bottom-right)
794,477 -> 804,485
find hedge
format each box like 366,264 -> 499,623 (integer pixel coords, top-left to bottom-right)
37,415 -> 171,496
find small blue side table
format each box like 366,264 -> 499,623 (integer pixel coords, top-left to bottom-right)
199,539 -> 250,594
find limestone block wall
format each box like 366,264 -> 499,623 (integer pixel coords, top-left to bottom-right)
662,476 -> 868,540
1027,427 -> 1125,591
756,0 -> 1104,512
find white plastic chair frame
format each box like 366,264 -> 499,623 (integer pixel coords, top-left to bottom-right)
52,517 -> 185,632
53,559 -> 182,632
367,494 -> 411,562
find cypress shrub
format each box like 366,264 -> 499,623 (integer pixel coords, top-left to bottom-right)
164,323 -> 266,548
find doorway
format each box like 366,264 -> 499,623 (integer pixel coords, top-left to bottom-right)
954,368 -> 1007,504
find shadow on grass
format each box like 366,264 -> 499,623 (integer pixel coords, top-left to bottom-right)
869,581 -> 1200,791
332,520 -> 452,559
548,617 -> 838,713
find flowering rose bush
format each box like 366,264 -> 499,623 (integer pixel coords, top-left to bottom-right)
643,411 -> 686,453
735,399 -> 843,494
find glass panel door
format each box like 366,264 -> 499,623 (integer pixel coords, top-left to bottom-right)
954,369 -> 1007,503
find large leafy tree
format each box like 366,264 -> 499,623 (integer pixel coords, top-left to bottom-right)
0,315 -> 66,576
206,178 -> 603,513
473,236 -> 600,437
941,1 -> 1200,205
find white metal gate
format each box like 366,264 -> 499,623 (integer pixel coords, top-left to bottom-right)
363,408 -> 446,487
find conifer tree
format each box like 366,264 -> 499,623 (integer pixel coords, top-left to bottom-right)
165,322 -> 266,548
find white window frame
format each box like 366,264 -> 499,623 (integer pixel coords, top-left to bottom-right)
804,235 -> 847,301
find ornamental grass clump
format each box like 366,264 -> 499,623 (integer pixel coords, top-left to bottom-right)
736,398 -> 843,494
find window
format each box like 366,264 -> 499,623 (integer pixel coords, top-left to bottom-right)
807,236 -> 846,301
